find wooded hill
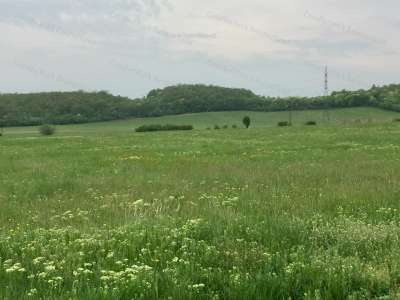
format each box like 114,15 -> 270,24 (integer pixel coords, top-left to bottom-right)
1,84 -> 399,126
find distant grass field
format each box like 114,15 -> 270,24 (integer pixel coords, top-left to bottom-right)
1,108 -> 400,299
4,107 -> 399,136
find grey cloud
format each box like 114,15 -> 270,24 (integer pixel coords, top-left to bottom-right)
0,0 -> 399,98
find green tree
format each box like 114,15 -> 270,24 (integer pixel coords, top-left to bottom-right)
243,116 -> 251,128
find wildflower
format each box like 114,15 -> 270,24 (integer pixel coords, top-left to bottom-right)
45,265 -> 56,272
5,263 -> 24,273
133,199 -> 144,206
33,257 -> 45,265
188,283 -> 206,290
27,289 -> 37,297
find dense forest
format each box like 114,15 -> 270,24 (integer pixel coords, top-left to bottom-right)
0,84 -> 399,126
0,91 -> 136,126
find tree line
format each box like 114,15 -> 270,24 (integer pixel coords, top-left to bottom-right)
0,84 -> 399,127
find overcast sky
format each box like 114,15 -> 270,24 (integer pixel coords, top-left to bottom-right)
0,0 -> 398,98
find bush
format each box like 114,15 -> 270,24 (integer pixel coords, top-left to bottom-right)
39,124 -> 56,136
135,125 -> 162,132
222,125 -> 228,129
305,121 -> 317,126
278,121 -> 291,127
163,124 -> 193,131
393,118 -> 400,122
232,124 -> 237,129
214,125 -> 220,130
135,124 -> 193,132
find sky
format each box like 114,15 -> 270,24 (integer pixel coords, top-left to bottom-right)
0,0 -> 398,98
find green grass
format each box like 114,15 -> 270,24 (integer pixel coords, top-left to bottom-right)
1,108 -> 400,299
3,107 -> 399,136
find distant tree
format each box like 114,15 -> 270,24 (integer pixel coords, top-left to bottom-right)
243,116 -> 251,128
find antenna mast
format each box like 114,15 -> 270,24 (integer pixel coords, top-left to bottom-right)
323,66 -> 330,122
324,66 -> 329,96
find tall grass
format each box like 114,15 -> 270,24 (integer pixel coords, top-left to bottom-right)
1,122 -> 400,299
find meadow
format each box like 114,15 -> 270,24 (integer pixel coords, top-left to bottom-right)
5,107 -> 398,135
1,108 -> 400,299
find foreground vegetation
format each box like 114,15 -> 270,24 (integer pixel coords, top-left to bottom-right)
1,83 -> 400,126
1,110 -> 400,299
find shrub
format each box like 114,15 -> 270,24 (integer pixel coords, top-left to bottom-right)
135,124 -> 193,132
305,121 -> 317,126
39,124 -> 56,136
206,127 -> 211,130
222,125 -> 228,129
243,116 -> 251,128
163,124 -> 193,131
232,124 -> 237,129
278,121 -> 291,127
135,125 -> 162,132
214,125 -> 220,130
393,118 -> 400,122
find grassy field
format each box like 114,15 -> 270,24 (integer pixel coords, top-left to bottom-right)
3,107 -> 399,136
1,108 -> 400,299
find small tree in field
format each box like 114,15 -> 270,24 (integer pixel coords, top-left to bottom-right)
243,116 -> 251,128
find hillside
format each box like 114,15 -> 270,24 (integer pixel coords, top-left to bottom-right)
0,91 -> 136,126
142,85 -> 260,115
4,108 -> 399,136
1,83 -> 400,127
140,84 -> 400,115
